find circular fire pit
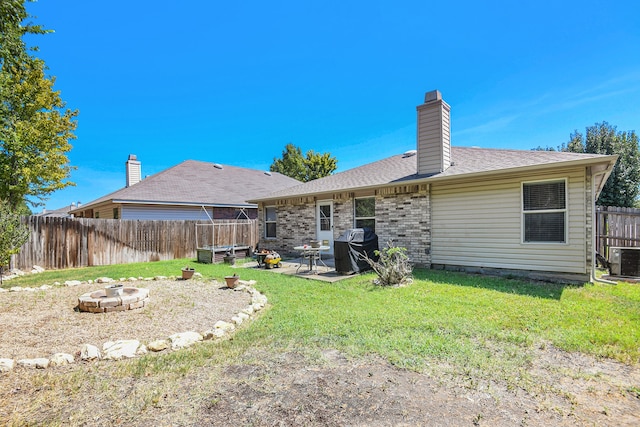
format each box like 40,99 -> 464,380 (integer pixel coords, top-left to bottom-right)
77,287 -> 150,313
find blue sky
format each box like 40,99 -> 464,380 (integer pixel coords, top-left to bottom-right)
25,0 -> 640,212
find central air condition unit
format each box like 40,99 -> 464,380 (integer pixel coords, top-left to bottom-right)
609,247 -> 640,277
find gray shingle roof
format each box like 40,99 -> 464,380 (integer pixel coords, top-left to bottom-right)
251,147 -> 617,201
76,160 -> 301,209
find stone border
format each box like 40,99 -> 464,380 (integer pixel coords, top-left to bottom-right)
0,276 -> 267,373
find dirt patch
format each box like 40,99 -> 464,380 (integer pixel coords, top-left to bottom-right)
199,348 -> 640,427
0,279 -> 251,360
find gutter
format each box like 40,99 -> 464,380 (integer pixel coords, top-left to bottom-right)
591,165 -> 617,285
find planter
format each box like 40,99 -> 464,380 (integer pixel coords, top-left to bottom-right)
223,254 -> 236,265
105,284 -> 124,298
181,268 -> 195,280
224,275 -> 240,288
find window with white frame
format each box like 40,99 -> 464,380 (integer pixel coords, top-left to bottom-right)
522,179 -> 566,243
265,206 -> 277,238
354,197 -> 375,232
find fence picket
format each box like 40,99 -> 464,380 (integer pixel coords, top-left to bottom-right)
596,206 -> 640,259
10,217 -> 258,270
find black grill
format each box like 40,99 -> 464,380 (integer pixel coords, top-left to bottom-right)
334,228 -> 379,274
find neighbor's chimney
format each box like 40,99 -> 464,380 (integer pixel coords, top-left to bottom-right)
125,154 -> 141,187
416,90 -> 451,175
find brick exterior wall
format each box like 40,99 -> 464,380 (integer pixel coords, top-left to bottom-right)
257,202 -> 316,257
258,186 -> 432,266
375,187 -> 431,266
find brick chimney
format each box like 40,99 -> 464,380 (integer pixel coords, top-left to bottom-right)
416,90 -> 451,175
125,154 -> 141,187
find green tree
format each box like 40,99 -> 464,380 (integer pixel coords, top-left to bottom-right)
563,122 -> 640,207
270,143 -> 338,182
0,199 -> 29,284
0,0 -> 78,210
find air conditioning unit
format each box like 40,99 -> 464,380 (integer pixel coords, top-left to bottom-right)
609,247 -> 640,277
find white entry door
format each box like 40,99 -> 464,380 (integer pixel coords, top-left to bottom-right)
316,200 -> 334,255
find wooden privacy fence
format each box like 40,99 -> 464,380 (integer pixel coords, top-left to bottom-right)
11,216 -> 259,270
596,206 -> 640,258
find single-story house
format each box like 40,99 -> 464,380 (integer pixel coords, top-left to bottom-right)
249,90 -> 617,282
70,155 -> 301,220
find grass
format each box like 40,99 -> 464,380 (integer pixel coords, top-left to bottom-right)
3,259 -> 639,425
4,258 -> 639,375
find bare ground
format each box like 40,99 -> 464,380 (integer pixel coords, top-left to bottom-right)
1,280 -> 639,426
0,279 -> 251,360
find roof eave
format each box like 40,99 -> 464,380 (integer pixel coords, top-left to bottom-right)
249,155 -> 619,204
69,200 -> 258,213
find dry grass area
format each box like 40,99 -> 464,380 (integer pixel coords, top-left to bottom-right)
0,279 -> 251,360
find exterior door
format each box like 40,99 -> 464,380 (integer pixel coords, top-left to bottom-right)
316,200 -> 334,255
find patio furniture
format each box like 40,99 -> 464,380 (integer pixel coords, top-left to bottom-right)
294,245 -> 330,274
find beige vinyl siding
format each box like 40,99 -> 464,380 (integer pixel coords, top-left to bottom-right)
431,167 -> 588,274
121,205 -> 213,220
417,102 -> 450,174
93,204 -> 119,219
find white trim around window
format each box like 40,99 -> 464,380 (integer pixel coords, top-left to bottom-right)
264,205 -> 277,239
521,178 -> 567,244
354,196 -> 376,232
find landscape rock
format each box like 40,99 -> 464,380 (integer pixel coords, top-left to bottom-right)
103,340 -> 141,360
17,358 -> 50,369
95,277 -> 115,284
169,331 -> 203,350
80,344 -> 101,360
64,280 -> 82,287
32,265 -> 46,273
0,358 -> 15,372
213,321 -> 235,332
241,306 -> 254,315
49,353 -> 74,366
204,329 -> 227,339
0,288 -> 7,293
147,339 -> 170,352
232,315 -> 243,325
154,276 -> 168,281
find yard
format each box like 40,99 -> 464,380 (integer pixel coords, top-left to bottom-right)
1,259 -> 639,426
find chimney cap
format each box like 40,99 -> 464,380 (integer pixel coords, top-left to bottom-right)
128,154 -> 138,161
424,90 -> 442,103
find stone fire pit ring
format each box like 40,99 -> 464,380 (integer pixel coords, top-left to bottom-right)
78,287 -> 150,313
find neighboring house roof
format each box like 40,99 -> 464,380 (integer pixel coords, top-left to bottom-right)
72,160 -> 301,212
250,147 -> 618,202
37,205 -> 74,217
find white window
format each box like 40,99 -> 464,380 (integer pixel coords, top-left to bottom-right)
265,206 -> 277,238
354,197 -> 375,232
522,180 -> 566,243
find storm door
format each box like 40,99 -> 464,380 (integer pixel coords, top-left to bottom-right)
316,200 -> 334,255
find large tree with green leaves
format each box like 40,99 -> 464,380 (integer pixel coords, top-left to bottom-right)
563,122 -> 640,207
270,143 -> 338,182
0,199 -> 29,283
0,0 -> 77,210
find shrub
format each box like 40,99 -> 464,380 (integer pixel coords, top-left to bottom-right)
363,241 -> 413,286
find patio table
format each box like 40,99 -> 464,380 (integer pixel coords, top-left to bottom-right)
294,245 -> 330,273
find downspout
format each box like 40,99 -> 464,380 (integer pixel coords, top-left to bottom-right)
591,170 -> 617,285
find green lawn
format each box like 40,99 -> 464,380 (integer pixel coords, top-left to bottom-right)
5,258 -> 639,382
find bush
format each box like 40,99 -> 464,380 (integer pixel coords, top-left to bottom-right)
362,241 -> 413,286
